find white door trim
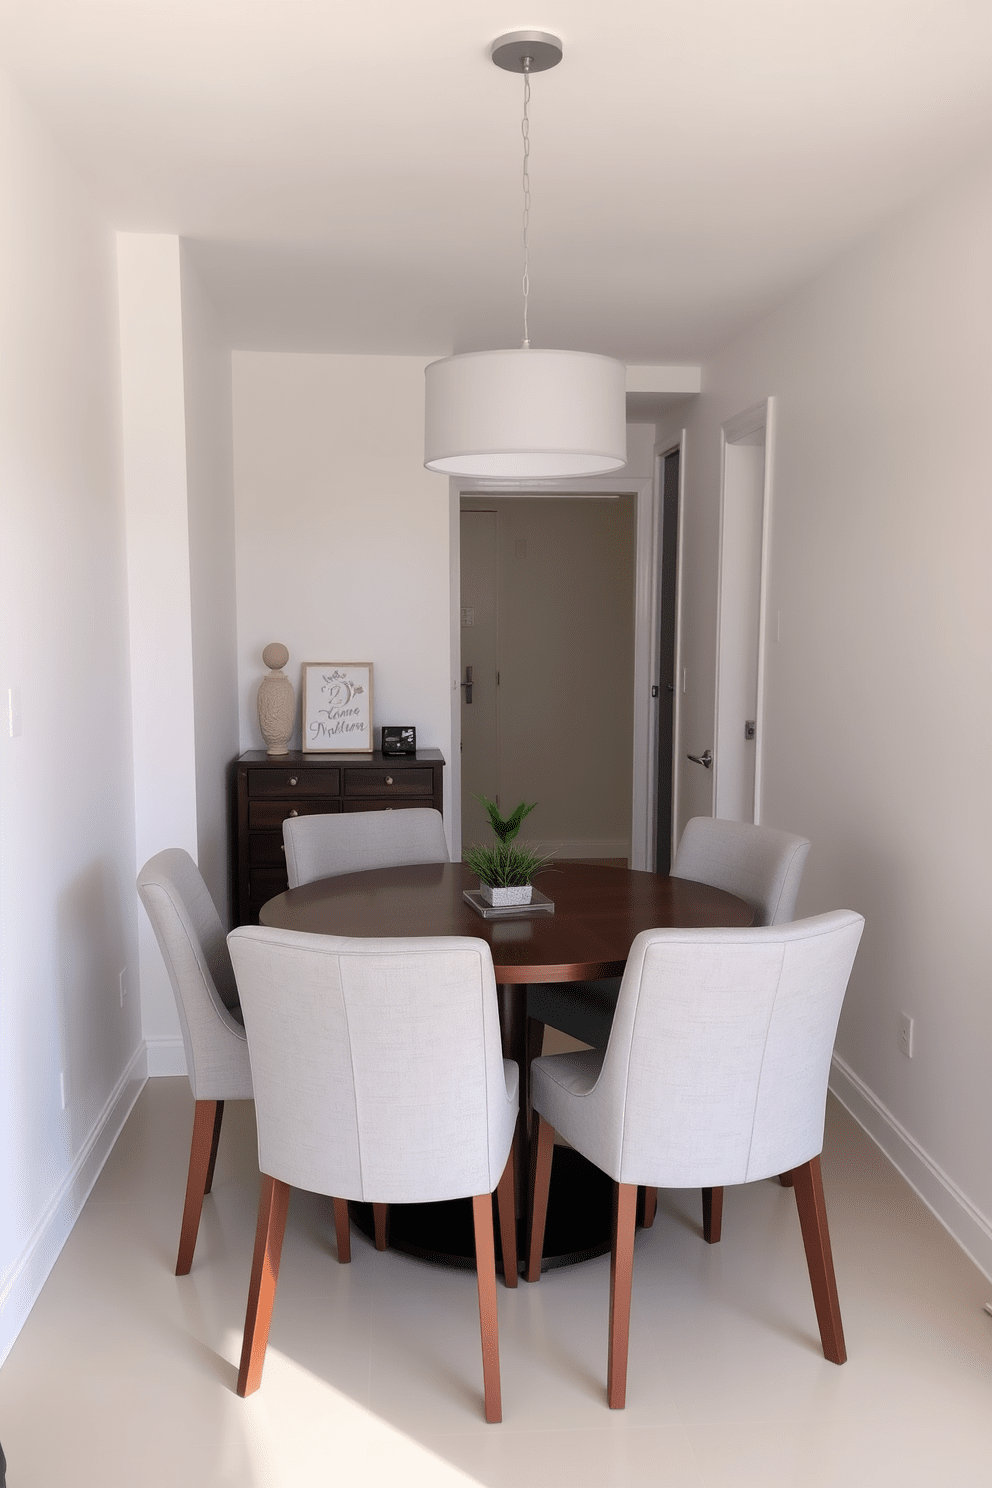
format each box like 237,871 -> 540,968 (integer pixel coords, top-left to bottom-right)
753,397 -> 776,823
713,397 -> 774,824
448,472 -> 657,867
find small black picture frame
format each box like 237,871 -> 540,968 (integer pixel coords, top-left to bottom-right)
381,726 -> 416,756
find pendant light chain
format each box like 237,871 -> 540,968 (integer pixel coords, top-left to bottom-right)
521,60 -> 532,349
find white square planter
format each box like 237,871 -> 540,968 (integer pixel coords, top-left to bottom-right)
479,884 -> 533,907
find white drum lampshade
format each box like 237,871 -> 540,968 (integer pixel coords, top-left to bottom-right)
424,348 -> 627,479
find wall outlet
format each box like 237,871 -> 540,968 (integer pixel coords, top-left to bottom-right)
119,968 -> 128,1006
899,1012 -> 914,1059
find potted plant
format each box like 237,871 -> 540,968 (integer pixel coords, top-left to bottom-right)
464,795 -> 553,906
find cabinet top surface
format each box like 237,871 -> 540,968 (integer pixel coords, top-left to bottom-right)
238,748 -> 444,766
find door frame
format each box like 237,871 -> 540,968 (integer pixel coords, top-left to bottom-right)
713,397 -> 775,824
655,433 -> 688,872
448,470 -> 659,867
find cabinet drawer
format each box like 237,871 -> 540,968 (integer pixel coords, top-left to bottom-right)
344,767 -> 434,798
247,767 -> 340,798
248,799 -> 342,829
248,866 -> 290,907
342,799 -> 435,814
248,833 -> 288,867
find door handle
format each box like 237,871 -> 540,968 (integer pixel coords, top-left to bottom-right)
687,749 -> 713,769
460,665 -> 474,704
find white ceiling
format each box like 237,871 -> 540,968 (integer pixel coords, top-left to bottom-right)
4,0 -> 992,362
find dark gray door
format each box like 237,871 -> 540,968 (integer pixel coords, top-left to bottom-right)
655,448 -> 680,874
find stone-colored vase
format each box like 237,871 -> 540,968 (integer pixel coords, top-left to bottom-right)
479,884 -> 533,907
257,643 -> 295,755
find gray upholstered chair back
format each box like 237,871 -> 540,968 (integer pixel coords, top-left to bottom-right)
227,926 -> 518,1204
282,807 -> 449,888
671,817 -> 812,925
137,849 -> 251,1101
532,910 -> 863,1189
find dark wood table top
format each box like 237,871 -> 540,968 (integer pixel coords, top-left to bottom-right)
258,861 -> 755,983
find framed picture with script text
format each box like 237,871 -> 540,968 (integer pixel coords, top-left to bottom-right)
301,662 -> 374,753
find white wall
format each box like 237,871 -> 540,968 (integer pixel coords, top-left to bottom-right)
119,234 -> 240,1065
0,73 -> 142,1362
660,155 -> 992,1274
232,353 -> 454,824
180,245 -> 239,919
117,233 -> 199,1065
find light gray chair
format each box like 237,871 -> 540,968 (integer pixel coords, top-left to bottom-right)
227,925 -> 519,1422
528,820 -> 812,1236
137,849 -> 255,1275
526,910 -> 865,1408
282,807 -> 448,889
282,804 -> 450,1251
527,818 -> 813,1054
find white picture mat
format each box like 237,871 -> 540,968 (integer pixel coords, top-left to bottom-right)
302,663 -> 373,752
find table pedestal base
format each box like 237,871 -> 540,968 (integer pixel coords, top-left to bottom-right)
351,1148 -> 617,1273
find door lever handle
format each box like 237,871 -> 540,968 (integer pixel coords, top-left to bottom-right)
687,749 -> 713,769
460,665 -> 474,704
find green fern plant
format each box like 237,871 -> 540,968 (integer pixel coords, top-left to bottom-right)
463,840 -> 553,889
473,793 -> 536,844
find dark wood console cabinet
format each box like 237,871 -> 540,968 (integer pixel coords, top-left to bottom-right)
232,748 -> 445,925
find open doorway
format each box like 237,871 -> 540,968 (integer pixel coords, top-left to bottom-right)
460,495 -> 636,861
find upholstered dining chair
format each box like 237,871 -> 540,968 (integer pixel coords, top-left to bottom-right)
282,806 -> 448,889
525,910 -> 864,1409
526,818 -> 812,1230
528,818 -> 812,1054
136,849 -> 256,1275
281,805 -> 450,1251
227,925 -> 520,1423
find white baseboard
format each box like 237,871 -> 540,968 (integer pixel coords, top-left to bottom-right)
0,1046 -> 147,1367
145,1035 -> 187,1076
830,1052 -> 992,1284
537,839 -> 630,861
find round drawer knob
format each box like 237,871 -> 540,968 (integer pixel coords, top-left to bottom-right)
289,776 -> 298,786
385,776 -> 394,785
288,809 -> 299,817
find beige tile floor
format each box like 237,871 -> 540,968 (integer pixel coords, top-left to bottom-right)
1,1079 -> 991,1487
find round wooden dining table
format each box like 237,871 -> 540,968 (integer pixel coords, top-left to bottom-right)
259,859 -> 754,1267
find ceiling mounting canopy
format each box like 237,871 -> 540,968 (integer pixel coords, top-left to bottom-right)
490,30 -> 563,74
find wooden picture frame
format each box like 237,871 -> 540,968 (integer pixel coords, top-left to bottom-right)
301,663 -> 373,753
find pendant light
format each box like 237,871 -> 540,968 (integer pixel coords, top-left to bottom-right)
424,30 -> 627,480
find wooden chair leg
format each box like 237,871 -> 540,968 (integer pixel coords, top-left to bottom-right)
608,1181 -> 638,1409
176,1099 -> 223,1276
702,1185 -> 724,1244
525,1113 -> 555,1282
237,1174 -> 291,1397
372,1202 -> 389,1251
526,1015 -> 545,1067
332,1197 -> 351,1264
472,1192 -> 502,1423
791,1155 -> 847,1365
641,1185 -> 658,1229
496,1138 -> 518,1287
524,1015 -> 546,1138
203,1100 -> 225,1194
779,1171 -> 794,1187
